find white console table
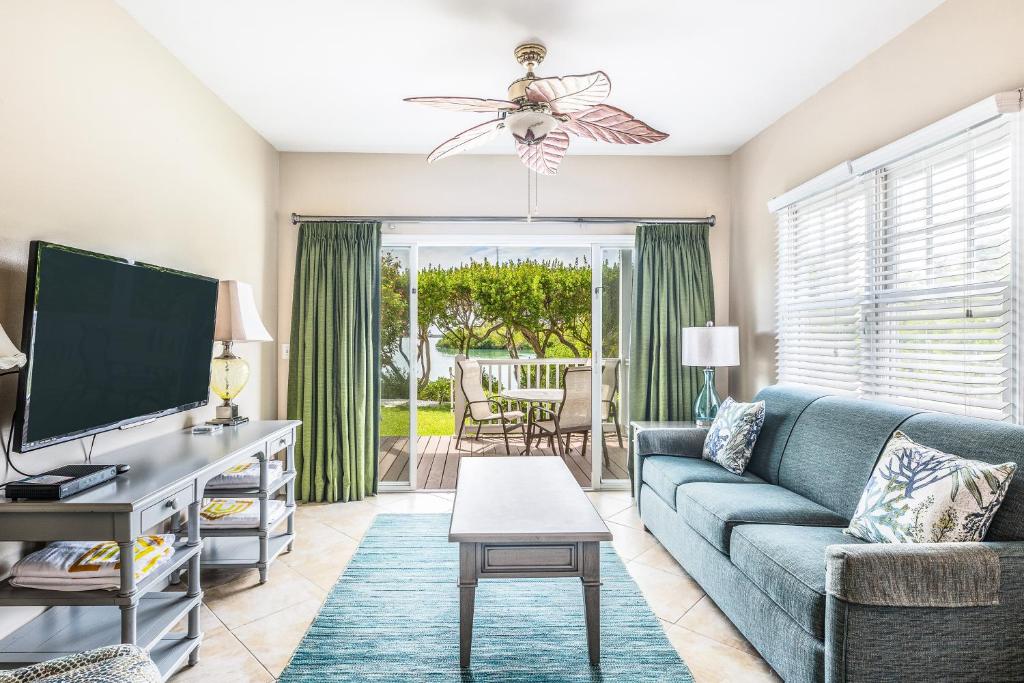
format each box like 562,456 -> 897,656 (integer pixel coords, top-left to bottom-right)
0,419 -> 300,681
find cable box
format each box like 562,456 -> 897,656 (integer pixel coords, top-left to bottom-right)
5,464 -> 118,500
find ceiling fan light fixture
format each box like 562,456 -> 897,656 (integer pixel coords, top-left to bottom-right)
405,42 -> 669,174
507,109 -> 558,145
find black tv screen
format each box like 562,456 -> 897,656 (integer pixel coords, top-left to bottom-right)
14,242 -> 219,452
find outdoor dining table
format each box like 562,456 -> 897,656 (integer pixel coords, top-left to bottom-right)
499,388 -> 564,455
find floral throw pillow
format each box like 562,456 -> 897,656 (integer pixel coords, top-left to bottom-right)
701,398 -> 766,475
846,431 -> 1017,544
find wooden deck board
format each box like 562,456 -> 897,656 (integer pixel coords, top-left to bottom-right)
378,434 -> 628,489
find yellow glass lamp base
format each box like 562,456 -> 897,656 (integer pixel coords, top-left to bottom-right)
209,341 -> 250,425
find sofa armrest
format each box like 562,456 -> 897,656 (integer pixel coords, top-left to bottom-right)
824,542 -> 1024,682
633,426 -> 708,503
636,427 -> 708,459
825,542 -> 1024,608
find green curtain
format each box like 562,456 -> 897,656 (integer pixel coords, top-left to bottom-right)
629,223 -> 715,423
287,221 -> 381,503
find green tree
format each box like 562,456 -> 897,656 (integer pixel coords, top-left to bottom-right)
474,259 -> 592,358
386,256 -> 617,394
418,263 -> 504,387
602,259 -> 621,357
379,252 -> 409,386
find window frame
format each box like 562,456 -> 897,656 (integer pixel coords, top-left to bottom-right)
775,112 -> 1021,421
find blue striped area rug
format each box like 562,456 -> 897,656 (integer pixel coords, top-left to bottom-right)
279,513 -> 693,682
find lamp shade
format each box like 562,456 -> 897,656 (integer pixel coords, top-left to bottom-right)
0,322 -> 26,370
214,281 -> 272,343
681,325 -> 739,367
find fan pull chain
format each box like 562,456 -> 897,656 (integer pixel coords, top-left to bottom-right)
532,166 -> 539,217
526,166 -> 533,222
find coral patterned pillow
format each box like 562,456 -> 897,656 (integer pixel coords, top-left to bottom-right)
701,397 -> 765,475
846,431 -> 1017,544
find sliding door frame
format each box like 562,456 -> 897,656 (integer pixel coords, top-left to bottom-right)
380,230 -> 633,491
378,245 -> 418,493
591,244 -> 633,492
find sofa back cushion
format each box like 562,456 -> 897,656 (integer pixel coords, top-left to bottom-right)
747,385 -> 829,484
897,412 -> 1024,541
777,395 -> 917,518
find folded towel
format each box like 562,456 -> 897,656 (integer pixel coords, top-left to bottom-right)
207,460 -> 283,489
11,535 -> 176,591
9,576 -> 149,591
200,498 -> 287,528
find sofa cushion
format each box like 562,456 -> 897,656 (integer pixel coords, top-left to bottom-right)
898,412 -> 1024,542
845,430 -> 1017,544
777,395 -> 918,518
702,398 -> 766,474
730,524 -> 861,640
745,385 -> 828,484
642,455 -> 763,510
676,483 -> 849,553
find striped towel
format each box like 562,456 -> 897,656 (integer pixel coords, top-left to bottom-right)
200,498 -> 286,528
207,460 -> 283,489
10,535 -> 176,591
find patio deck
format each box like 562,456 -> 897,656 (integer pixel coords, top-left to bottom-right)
379,433 -> 629,489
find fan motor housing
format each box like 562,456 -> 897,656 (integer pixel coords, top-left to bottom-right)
509,42 -> 546,102
507,76 -> 536,102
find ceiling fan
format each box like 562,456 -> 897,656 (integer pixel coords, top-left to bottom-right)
405,43 -> 669,175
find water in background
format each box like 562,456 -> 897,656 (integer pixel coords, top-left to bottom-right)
420,335 -> 536,382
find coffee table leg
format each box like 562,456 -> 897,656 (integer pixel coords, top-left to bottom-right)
582,541 -> 600,666
459,543 -> 478,668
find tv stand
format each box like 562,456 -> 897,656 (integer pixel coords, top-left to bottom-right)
0,419 -> 300,681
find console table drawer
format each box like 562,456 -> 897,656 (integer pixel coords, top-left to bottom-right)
480,544 -> 579,574
268,431 -> 294,453
140,485 -> 192,531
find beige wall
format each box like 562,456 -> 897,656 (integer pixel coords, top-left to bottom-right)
728,0 -> 1024,400
277,152 -> 733,414
0,0 -> 278,635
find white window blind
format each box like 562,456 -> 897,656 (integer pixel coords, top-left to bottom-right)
775,110 -> 1021,421
862,117 -> 1015,419
776,177 -> 866,393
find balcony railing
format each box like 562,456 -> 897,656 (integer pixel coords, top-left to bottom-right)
451,354 -> 627,435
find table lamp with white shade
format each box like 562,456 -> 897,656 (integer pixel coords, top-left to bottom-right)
0,322 -> 27,373
681,322 -> 740,427
208,280 -> 272,426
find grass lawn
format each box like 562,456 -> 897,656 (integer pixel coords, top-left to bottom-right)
381,404 -> 455,437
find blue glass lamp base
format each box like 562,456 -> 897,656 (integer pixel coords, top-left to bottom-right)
693,367 -> 720,427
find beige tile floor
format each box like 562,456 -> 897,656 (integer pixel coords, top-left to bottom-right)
169,491 -> 781,683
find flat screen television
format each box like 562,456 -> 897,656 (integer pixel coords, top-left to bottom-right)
13,242 -> 219,452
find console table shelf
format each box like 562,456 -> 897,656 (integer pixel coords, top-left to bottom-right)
0,541 -> 200,607
201,531 -> 293,568
204,469 -> 297,499
198,430 -> 297,582
0,592 -> 202,674
0,419 -> 300,681
199,506 -> 294,537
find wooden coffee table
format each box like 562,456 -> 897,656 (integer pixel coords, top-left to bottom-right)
449,456 -> 613,668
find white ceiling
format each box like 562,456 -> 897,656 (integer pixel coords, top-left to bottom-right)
116,0 -> 943,156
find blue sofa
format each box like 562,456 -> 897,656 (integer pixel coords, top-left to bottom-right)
635,385 -> 1024,683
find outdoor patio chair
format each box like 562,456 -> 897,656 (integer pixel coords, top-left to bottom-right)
526,365 -> 594,459
601,359 -> 624,448
455,358 -> 526,455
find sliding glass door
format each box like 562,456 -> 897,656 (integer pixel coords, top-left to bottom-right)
591,245 -> 633,488
378,246 -> 416,489
379,233 -> 633,491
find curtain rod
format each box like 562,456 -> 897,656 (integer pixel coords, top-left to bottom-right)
290,213 -> 715,227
